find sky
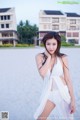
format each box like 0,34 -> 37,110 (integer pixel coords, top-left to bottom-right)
0,0 -> 80,26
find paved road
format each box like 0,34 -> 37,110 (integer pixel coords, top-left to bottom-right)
0,47 -> 80,120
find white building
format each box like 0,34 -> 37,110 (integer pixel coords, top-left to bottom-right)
39,10 -> 80,45
66,12 -> 80,44
0,8 -> 18,46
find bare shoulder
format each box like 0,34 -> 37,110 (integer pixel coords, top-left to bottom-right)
59,54 -> 69,69
35,53 -> 43,61
35,53 -> 44,70
61,55 -> 69,64
61,55 -> 69,70
35,53 -> 44,66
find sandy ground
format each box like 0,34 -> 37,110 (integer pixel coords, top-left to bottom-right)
0,47 -> 80,120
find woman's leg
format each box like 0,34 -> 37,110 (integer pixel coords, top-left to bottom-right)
37,99 -> 56,120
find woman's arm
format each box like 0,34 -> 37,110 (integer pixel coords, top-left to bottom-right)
62,56 -> 75,101
35,53 -> 51,79
62,56 -> 76,113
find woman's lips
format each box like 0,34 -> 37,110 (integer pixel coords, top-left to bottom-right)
50,50 -> 53,52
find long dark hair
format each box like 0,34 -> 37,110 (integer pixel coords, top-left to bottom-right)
41,32 -> 69,70
42,31 -> 63,56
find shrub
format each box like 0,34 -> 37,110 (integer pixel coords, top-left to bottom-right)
0,44 -> 13,47
61,41 -> 74,47
15,44 -> 34,47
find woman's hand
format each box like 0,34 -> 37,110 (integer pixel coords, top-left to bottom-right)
44,50 -> 51,58
70,100 -> 76,114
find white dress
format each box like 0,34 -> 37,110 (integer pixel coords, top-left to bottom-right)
34,56 -> 74,120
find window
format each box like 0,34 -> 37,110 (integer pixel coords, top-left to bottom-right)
52,18 -> 59,23
73,32 -> 79,37
52,25 -> 59,30
6,24 -> 9,28
0,15 -> 10,20
2,32 -> 13,37
67,32 -> 71,37
70,19 -> 76,24
8,15 -> 10,20
70,26 -> 76,30
10,32 -> 13,36
1,16 -> 3,20
1,24 -> 4,28
2,33 -> 9,37
4,16 -> 7,20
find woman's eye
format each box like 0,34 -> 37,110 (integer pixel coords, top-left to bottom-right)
46,43 -> 56,45
53,43 -> 56,45
46,43 -> 50,45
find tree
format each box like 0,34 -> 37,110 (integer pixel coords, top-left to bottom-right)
17,20 -> 38,44
61,35 -> 66,42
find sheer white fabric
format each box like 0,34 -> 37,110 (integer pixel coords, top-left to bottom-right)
34,57 -> 74,120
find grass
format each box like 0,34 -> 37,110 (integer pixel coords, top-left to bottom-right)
40,42 -> 80,48
0,44 -> 35,48
0,43 -> 80,48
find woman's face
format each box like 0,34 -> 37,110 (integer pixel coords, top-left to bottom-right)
45,38 -> 58,55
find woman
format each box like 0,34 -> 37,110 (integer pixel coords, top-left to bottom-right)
34,32 -> 76,120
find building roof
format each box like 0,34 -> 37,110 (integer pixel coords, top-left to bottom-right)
0,8 -> 11,13
66,12 -> 80,17
44,10 -> 64,15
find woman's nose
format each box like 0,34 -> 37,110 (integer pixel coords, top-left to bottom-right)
50,45 -> 53,49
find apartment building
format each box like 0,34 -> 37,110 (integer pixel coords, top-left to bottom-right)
66,12 -> 80,44
0,8 -> 18,46
39,10 -> 80,45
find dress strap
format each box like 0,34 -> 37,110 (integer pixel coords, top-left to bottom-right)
38,52 -> 47,70
41,52 -> 47,59
41,52 -> 47,65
